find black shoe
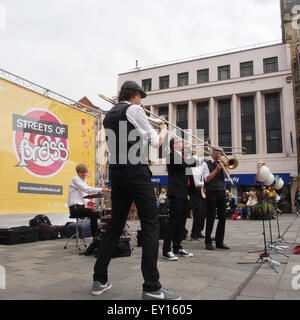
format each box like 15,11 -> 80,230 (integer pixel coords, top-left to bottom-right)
216,243 -> 230,249
199,233 -> 205,239
205,243 -> 215,250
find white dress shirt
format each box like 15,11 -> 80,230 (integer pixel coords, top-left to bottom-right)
125,102 -> 160,148
68,175 -> 102,207
191,156 -> 204,187
202,157 -> 222,182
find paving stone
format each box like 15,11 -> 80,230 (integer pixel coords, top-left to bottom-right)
0,214 -> 299,300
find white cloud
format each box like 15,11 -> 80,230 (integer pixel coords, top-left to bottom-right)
0,0 -> 281,110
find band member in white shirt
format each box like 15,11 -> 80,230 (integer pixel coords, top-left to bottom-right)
68,163 -> 110,238
202,147 -> 230,250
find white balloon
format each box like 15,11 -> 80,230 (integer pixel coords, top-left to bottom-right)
264,173 -> 275,186
274,177 -> 284,190
257,165 -> 270,182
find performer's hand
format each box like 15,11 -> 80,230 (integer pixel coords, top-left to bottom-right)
216,162 -> 223,171
102,187 -> 111,193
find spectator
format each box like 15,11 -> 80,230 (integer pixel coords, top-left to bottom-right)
226,193 -> 236,218
158,188 -> 168,215
237,193 -> 248,220
128,202 -> 137,221
226,190 -> 230,202
294,187 -> 300,216
246,191 -> 257,219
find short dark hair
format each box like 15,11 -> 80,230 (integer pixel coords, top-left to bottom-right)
118,89 -> 140,102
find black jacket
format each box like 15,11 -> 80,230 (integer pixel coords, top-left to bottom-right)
166,150 -> 196,199
188,174 -> 205,197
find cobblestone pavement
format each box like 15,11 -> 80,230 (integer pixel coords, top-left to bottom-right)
0,214 -> 300,300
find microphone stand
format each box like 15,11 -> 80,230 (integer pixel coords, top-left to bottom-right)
268,197 -> 290,257
247,193 -> 289,258
265,196 -> 289,258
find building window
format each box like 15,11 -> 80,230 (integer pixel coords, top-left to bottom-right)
158,106 -> 169,121
197,101 -> 209,142
158,107 -> 169,158
263,57 -> 278,73
197,69 -> 209,83
177,72 -> 189,87
142,78 -> 152,92
159,75 -> 169,89
218,99 -> 231,148
240,61 -> 254,77
176,104 -> 188,136
265,92 -> 282,153
218,65 -> 231,81
241,96 -> 256,154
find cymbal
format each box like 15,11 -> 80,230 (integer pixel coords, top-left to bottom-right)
83,193 -> 110,199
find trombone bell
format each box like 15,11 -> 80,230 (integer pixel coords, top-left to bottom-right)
227,158 -> 238,170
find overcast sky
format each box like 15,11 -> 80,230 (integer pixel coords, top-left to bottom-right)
0,0 -> 282,110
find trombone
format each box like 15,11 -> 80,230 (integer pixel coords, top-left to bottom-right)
98,93 -> 244,185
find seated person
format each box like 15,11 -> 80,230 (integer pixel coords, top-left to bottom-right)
246,191 -> 258,219
158,188 -> 168,215
238,193 -> 248,220
226,193 -> 236,217
68,163 -> 110,238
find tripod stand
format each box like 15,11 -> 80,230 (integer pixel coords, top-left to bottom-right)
123,222 -> 137,244
248,198 -> 289,258
238,190 -> 282,273
272,199 -> 289,245
265,199 -> 289,257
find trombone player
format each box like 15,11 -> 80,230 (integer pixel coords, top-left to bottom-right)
92,80 -> 181,300
202,146 -> 230,250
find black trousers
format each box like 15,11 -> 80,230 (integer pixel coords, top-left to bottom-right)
190,194 -> 206,238
69,205 -> 98,237
162,196 -> 188,254
93,165 -> 161,292
205,190 -> 226,245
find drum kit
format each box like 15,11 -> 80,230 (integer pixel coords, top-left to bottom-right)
83,193 -> 112,234
83,193 -> 129,238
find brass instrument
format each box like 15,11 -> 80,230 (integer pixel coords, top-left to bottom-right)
98,93 -> 244,185
217,156 -> 235,186
201,187 -> 206,199
222,153 -> 238,170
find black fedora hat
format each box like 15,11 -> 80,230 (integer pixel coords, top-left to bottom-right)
121,80 -> 147,98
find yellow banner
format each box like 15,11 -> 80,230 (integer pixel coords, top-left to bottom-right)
0,78 -> 98,214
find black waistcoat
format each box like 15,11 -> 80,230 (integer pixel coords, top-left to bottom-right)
204,160 -> 226,191
103,102 -> 147,167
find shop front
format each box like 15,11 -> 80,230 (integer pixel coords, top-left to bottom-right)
151,173 -> 292,212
